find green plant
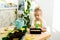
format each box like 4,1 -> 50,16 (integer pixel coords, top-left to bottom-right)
20,0 -> 31,28
24,0 -> 31,28
5,0 -> 31,40
15,9 -> 17,20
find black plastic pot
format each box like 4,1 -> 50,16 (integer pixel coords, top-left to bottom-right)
30,28 -> 42,34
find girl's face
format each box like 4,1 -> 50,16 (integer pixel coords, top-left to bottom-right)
34,11 -> 42,20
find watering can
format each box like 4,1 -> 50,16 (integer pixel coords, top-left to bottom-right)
13,18 -> 25,29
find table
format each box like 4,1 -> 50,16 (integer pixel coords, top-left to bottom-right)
0,26 -> 15,40
0,26 -> 51,40
22,32 -> 51,40
22,28 -> 51,40
0,32 -> 51,40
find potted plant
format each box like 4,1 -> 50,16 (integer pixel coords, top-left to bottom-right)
4,0 -> 31,40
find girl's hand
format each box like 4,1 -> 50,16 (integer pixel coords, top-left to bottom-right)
41,28 -> 46,32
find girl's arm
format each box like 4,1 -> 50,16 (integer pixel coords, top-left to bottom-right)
42,19 -> 47,32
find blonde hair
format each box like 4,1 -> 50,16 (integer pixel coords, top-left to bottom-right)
34,7 -> 42,17
34,7 -> 42,12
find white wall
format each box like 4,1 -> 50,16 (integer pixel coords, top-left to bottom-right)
0,0 -> 17,27
38,0 -> 53,27
52,0 -> 60,40
0,9 -> 16,27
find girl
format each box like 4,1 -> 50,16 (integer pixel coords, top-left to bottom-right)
31,7 -> 46,32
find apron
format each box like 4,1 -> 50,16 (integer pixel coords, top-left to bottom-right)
34,20 -> 42,28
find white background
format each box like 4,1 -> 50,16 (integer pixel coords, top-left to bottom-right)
38,0 -> 60,40
52,0 -> 60,40
38,0 -> 53,27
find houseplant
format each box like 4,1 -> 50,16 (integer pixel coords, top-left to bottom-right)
2,0 -> 31,40
23,0 -> 31,28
